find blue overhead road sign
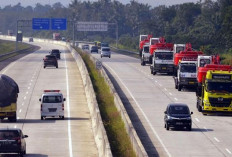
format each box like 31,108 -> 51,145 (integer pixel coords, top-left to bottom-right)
32,18 -> 50,30
51,18 -> 67,30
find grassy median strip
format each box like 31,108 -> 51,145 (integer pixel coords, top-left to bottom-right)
0,39 -> 30,55
77,48 -> 136,157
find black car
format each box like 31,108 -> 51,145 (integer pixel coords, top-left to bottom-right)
43,55 -> 58,68
50,49 -> 61,59
164,103 -> 193,131
0,128 -> 28,157
91,46 -> 98,53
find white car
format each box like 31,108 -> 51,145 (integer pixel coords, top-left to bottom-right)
39,90 -> 65,120
100,47 -> 111,58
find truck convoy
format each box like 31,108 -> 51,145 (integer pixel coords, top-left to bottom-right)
0,74 -> 19,122
196,64 -> 232,114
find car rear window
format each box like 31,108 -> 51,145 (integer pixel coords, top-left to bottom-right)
52,50 -> 59,53
169,106 -> 190,114
43,96 -> 62,103
46,55 -> 56,59
0,130 -> 19,139
102,48 -> 110,51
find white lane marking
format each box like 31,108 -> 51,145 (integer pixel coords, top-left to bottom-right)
214,137 -> 220,142
29,83 -> 32,86
21,103 -> 24,106
1,62 -> 17,74
164,88 -> 167,91
28,87 -> 30,89
26,91 -> 28,95
19,109 -> 22,113
195,118 -> 200,122
64,50 -> 73,157
169,92 -> 172,96
24,96 -> 26,100
151,78 -> 154,80
159,83 -> 162,87
155,80 -> 157,83
104,64 -> 172,157
226,148 -> 232,154
14,125 -> 17,128
203,127 -> 208,131
17,117 -> 19,119
31,79 -> 33,82
174,98 -> 178,101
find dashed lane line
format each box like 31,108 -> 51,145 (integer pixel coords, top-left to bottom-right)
214,137 -> 220,143
226,148 -> 232,154
195,118 -> 200,122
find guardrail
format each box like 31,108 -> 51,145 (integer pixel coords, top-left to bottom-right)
110,46 -> 139,55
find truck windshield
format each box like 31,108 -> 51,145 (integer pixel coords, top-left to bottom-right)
207,82 -> 232,93
180,65 -> 196,73
143,47 -> 149,53
43,96 -> 62,103
176,46 -> 185,53
155,52 -> 173,60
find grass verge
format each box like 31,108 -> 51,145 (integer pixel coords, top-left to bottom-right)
76,48 -> 136,157
0,39 -> 31,55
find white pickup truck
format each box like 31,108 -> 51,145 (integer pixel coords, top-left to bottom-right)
39,90 -> 66,120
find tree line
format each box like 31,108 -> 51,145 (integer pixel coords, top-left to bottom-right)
0,0 -> 232,54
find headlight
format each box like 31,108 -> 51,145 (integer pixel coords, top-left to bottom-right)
203,99 -> 209,103
167,116 -> 173,120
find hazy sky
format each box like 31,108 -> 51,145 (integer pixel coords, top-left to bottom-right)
0,0 -> 201,8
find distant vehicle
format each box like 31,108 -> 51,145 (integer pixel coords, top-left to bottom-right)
100,47 -> 111,58
94,41 -> 101,49
39,90 -> 66,120
53,33 -> 61,40
0,128 -> 28,157
101,42 -> 109,48
61,37 -> 66,41
43,55 -> 58,69
82,44 -> 89,50
8,30 -> 13,36
0,74 -> 19,122
29,37 -> 33,42
50,49 -> 61,59
91,46 -> 98,53
164,103 -> 193,131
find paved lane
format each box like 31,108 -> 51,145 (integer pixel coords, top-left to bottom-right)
0,42 -> 98,157
91,51 -> 232,157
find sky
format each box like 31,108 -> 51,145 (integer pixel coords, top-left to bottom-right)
0,0 -> 201,8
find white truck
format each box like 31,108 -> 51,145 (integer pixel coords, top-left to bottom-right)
141,44 -> 150,66
39,90 -> 66,120
150,49 -> 174,75
174,60 -> 197,91
173,44 -> 185,54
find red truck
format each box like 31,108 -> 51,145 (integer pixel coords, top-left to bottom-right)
139,35 -> 152,57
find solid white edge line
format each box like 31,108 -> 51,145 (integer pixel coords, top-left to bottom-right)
164,88 -> 167,91
104,64 -> 172,157
24,96 -> 26,100
1,62 -> 17,74
174,98 -> 178,101
21,103 -> 24,106
213,137 -> 220,142
64,49 -> 73,157
19,109 -> 22,113
226,148 -> 232,154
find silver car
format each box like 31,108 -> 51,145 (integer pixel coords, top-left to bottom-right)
100,47 -> 111,58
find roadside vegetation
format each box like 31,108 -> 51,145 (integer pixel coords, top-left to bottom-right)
76,48 -> 136,157
0,40 -> 30,54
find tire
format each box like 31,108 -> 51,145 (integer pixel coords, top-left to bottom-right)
41,116 -> 44,120
109,55 -> 111,58
101,55 -> 102,58
178,84 -> 182,91
9,114 -> 17,122
175,80 -> 178,89
152,71 -> 156,75
56,65 -> 58,68
197,101 -> 202,112
166,123 -> 169,130
61,116 -> 64,120
44,66 -> 46,69
164,123 -> 166,128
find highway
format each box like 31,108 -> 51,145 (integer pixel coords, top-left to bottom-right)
0,41 -> 98,157
91,50 -> 232,157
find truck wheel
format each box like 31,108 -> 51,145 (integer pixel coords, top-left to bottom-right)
197,101 -> 202,112
178,84 -> 182,91
41,116 -> 44,120
152,71 -> 156,75
44,66 -> 46,69
175,81 -> 178,89
56,65 -> 58,68
61,116 -> 64,120
166,124 -> 169,130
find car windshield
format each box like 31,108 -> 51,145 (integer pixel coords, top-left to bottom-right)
0,130 -> 19,139
180,65 -> 196,73
143,47 -> 149,53
43,96 -> 62,103
169,106 -> 190,114
51,50 -> 59,54
207,82 -> 232,93
155,52 -> 173,60
102,48 -> 110,51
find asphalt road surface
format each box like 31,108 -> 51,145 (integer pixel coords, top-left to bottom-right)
0,41 -> 98,157
90,50 -> 232,157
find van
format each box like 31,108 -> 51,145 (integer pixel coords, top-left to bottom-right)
39,90 -> 65,120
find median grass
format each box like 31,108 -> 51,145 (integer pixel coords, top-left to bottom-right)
0,39 -> 30,55
77,48 -> 136,157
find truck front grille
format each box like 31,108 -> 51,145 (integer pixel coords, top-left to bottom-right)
209,97 -> 231,107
